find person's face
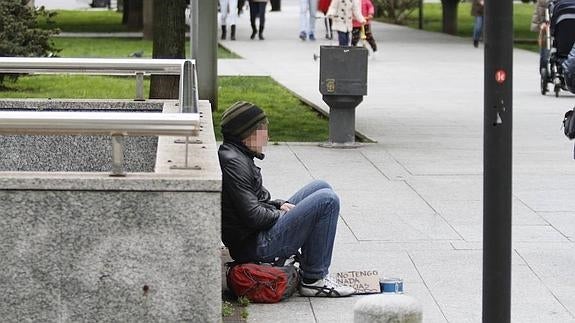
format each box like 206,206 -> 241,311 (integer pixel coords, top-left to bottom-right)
244,122 -> 268,154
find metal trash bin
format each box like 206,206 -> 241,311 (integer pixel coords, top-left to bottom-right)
319,46 -> 368,147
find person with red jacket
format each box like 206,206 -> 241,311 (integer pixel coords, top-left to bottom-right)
351,0 -> 377,55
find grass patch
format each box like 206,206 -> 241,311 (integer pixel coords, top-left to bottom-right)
0,75 -> 149,99
216,76 -> 329,142
38,9 -> 128,33
51,38 -> 239,58
379,2 -> 539,51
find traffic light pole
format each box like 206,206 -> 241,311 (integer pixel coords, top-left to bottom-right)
482,0 -> 513,322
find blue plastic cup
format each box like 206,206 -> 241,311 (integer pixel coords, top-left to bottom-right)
379,278 -> 404,293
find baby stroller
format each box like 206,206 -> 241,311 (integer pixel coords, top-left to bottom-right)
540,0 -> 575,96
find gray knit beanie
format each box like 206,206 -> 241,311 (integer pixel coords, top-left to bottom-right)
221,101 -> 267,140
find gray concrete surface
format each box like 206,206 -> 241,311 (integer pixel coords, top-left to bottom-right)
218,1 -> 575,322
0,101 -> 221,322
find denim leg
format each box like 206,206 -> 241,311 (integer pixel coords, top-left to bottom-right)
287,179 -> 332,204
255,184 -> 340,280
299,0 -> 309,32
473,16 -> 483,41
338,31 -> 350,46
308,0 -> 317,34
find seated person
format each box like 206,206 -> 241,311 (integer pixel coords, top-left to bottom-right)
218,101 -> 355,297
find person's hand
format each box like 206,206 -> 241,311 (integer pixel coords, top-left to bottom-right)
367,15 -> 373,20
540,22 -> 548,31
280,203 -> 295,212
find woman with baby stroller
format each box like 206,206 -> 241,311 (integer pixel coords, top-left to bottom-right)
539,0 -> 575,96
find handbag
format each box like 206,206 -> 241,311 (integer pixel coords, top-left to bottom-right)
226,262 -> 300,303
563,107 -> 575,140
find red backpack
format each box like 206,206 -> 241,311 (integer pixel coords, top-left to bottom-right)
226,263 -> 300,303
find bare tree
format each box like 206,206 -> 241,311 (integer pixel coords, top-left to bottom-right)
149,0 -> 186,99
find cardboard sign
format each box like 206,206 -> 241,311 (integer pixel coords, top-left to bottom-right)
333,270 -> 380,294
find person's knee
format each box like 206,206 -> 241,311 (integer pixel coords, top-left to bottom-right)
312,179 -> 332,190
316,188 -> 340,210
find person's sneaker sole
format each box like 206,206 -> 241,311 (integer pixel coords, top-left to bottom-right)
299,284 -> 354,297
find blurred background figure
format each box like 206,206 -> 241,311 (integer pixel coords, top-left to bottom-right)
299,0 -> 318,41
470,0 -> 484,48
327,0 -> 365,46
220,0 -> 239,40
318,0 -> 332,39
351,0 -> 377,57
249,0 -> 268,40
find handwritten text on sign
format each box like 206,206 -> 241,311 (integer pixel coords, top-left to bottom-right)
333,270 -> 380,294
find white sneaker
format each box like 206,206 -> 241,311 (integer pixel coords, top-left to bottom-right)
299,277 -> 355,297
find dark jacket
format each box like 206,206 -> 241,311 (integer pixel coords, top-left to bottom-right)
218,140 -> 285,260
564,45 -> 575,93
471,0 -> 484,17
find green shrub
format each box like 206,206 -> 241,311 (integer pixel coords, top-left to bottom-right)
373,0 -> 420,24
0,0 -> 60,86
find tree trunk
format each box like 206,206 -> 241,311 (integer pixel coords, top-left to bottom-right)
123,0 -> 143,30
142,0 -> 153,40
149,0 -> 186,99
441,0 -> 459,35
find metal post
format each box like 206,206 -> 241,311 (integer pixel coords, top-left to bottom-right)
482,0 -> 513,321
135,72 -> 144,101
190,0 -> 199,60
179,60 -> 198,113
197,0 -> 218,111
111,134 -> 126,177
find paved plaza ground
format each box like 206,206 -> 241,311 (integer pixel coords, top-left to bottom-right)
36,0 -> 575,321
219,1 -> 575,322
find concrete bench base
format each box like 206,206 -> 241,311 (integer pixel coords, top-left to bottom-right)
354,294 -> 422,323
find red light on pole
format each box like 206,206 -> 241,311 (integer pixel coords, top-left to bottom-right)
495,70 -> 506,84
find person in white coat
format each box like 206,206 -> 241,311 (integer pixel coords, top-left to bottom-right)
220,0 -> 238,40
327,0 -> 365,46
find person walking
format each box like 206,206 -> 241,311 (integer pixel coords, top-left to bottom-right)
351,0 -> 377,56
218,101 -> 356,297
326,0 -> 365,46
471,0 -> 484,48
531,0 -> 551,74
248,0 -> 268,40
299,0 -> 318,41
220,0 -> 238,40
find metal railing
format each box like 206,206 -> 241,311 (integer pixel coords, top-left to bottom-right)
0,57 -> 198,112
0,110 -> 201,176
0,57 -> 203,175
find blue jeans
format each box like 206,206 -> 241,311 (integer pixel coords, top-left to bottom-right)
255,180 -> 340,280
473,16 -> 483,42
337,31 -> 350,46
